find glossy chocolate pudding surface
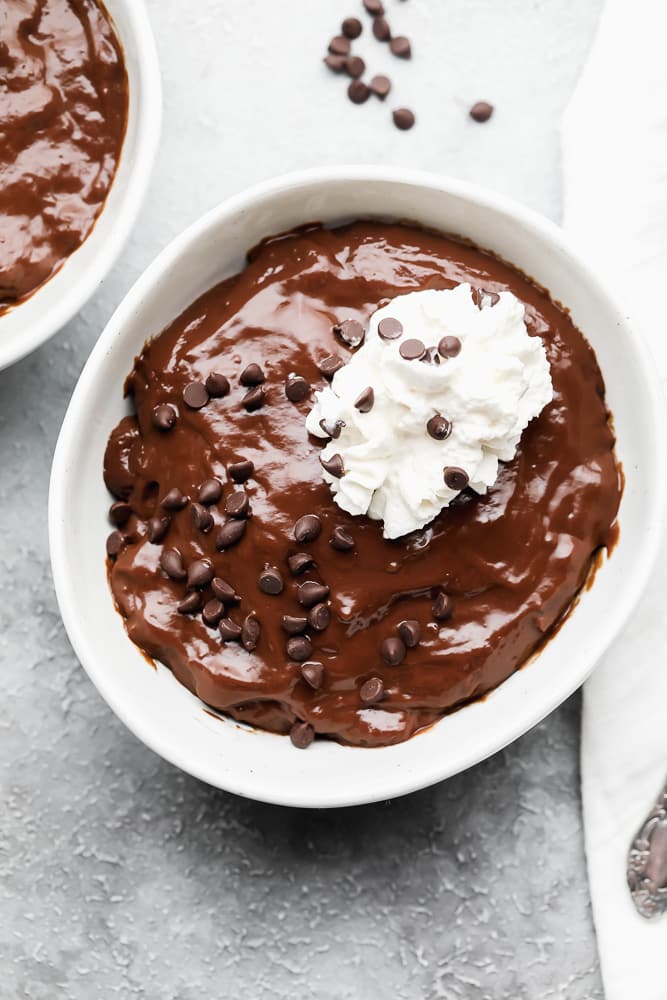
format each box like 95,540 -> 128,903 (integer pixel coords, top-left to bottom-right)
104,222 -> 622,748
0,0 -> 128,308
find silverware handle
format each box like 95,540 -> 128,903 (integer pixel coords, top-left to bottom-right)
627,774 -> 667,918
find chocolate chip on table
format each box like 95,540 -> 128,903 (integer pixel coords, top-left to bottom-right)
363,0 -> 384,13
432,592 -> 453,622
220,617 -> 243,642
191,502 -> 214,534
241,614 -> 261,652
393,107 -> 415,130
444,466 -> 469,491
369,74 -> 391,100
285,375 -> 310,402
324,53 -> 347,73
282,615 -> 309,636
354,386 -> 375,413
294,514 -> 321,543
205,371 -> 230,397
242,386 -> 265,412
161,488 -> 188,511
397,619 -> 421,648
109,501 -> 131,526
288,552 -> 315,576
160,547 -> 186,581
287,635 -> 313,662
380,635 -> 407,666
290,720 -> 315,749
301,661 -> 324,690
360,676 -> 385,705
470,101 -> 494,123
330,526 -> 355,552
202,599 -> 225,628
399,338 -> 426,361
345,55 -> 365,79
318,354 -> 345,380
427,415 -> 452,441
328,34 -> 351,55
259,565 -> 284,595
228,459 -> 254,483
389,35 -> 411,58
225,490 -> 250,519
198,478 -> 223,505
187,558 -> 214,590
372,16 -> 391,40
182,381 -> 209,410
240,363 -> 265,387
152,403 -> 177,431
347,80 -> 371,104
178,591 -> 202,615
319,418 -> 345,440
377,316 -> 403,340
308,602 -> 331,632
211,577 -> 238,603
106,530 -> 125,558
320,453 -> 345,479
147,513 -> 170,544
298,581 -> 330,609
216,519 -> 247,550
342,16 -> 362,38
438,335 -> 461,358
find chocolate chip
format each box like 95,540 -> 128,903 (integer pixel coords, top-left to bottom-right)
285,375 -> 310,402
242,386 -> 265,412
432,592 -> 453,622
354,386 -> 374,413
324,53 -> 347,73
369,74 -> 391,100
177,592 -> 202,615
346,55 -> 366,78
473,287 -> 500,309
182,381 -> 209,410
301,661 -> 324,690
290,721 -> 315,749
241,614 -> 261,652
152,403 -> 177,431
329,34 -> 351,55
211,577 -> 238,603
287,636 -> 313,662
161,488 -> 188,511
397,619 -> 421,648
220,617 -> 242,642
282,615 -> 309,636
202,599 -> 225,628
109,501 -> 131,526
205,372 -> 230,397
225,490 -> 250,519
348,79 -> 370,104
216,519 -> 247,550
294,514 -> 321,543
308,603 -> 331,632
320,453 -> 345,479
318,355 -> 345,380
334,319 -> 365,347
399,338 -> 426,361
393,107 -> 415,130
372,16 -> 391,40
191,502 -> 214,534
363,0 -> 384,13
259,565 -> 284,595
147,513 -> 170,544
240,363 -> 265,387
228,459 -> 254,483
444,466 -> 469,491
427,415 -> 452,440
187,558 -> 214,590
377,316 -> 403,340
380,636 -> 406,666
330,526 -> 355,552
106,531 -> 125,558
342,16 -> 362,38
389,35 -> 411,58
438,335 -> 461,358
160,547 -> 186,580
470,101 -> 494,123
360,676 -> 385,705
298,581 -> 330,608
288,552 -> 315,576
198,478 -> 223,505
319,418 -> 345,439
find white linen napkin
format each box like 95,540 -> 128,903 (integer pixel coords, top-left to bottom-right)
562,0 -> 667,995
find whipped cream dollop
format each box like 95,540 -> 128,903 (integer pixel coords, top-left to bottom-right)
305,284 -> 554,539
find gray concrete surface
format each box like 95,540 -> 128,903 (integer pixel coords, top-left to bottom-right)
0,1 -> 605,996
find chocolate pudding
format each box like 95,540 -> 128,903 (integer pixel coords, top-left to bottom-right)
0,0 -> 129,309
104,222 -> 622,748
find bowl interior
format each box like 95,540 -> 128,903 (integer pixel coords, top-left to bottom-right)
49,170 -> 664,808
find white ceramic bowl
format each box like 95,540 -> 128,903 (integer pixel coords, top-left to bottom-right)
0,0 -> 161,372
49,167 -> 665,808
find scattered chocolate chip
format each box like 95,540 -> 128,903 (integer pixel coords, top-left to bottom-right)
182,381 -> 209,410
216,519 -> 246,550
381,636 -> 407,666
187,558 -> 214,590
147,513 -> 170,544
294,514 -> 321,543
324,53 -> 347,73
372,16 -> 391,40
290,720 -> 315,749
258,565 -> 284,596
109,501 -> 131,526
319,418 -> 345,439
286,635 -> 313,662
398,619 -> 421,648
152,403 -> 177,431
427,415 -> 452,441
345,55 -> 365,78
399,338 -> 426,361
473,287 -> 500,309
178,592 -> 202,615
160,547 -> 186,581
285,375 -> 310,402
282,615 -> 309,636
220,617 -> 243,642
354,386 -> 375,413
161,488 -> 187,511
242,386 -> 265,412
369,74 -> 392,100
308,603 -> 331,632
444,466 -> 469,491
389,35 -> 411,58
225,490 -> 250,519
228,459 -> 254,483
330,526 -> 355,552
240,363 -> 265,387
198,478 -> 223,505
438,335 -> 461,358
360,676 -> 385,705
348,79 -> 371,104
205,372 -> 230,397
318,354 -> 345,380
211,577 -> 238,603
470,101 -> 494,123
432,592 -> 453,622
301,661 -> 324,690
241,614 -> 261,652
288,552 -> 315,576
334,318 -> 365,347
393,107 -> 415,130
106,530 -> 125,558
342,15 -> 362,38
191,502 -> 214,534
329,34 -> 351,55
202,599 -> 225,628
363,0 -> 384,13
298,581 -> 330,609
320,453 -> 345,479
377,316 -> 403,340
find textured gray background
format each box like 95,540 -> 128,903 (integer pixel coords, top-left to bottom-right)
0,1 -> 606,996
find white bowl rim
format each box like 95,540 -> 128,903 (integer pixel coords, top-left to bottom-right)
49,165 -> 666,807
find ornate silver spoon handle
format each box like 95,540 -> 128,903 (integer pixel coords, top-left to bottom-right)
627,774 -> 667,918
